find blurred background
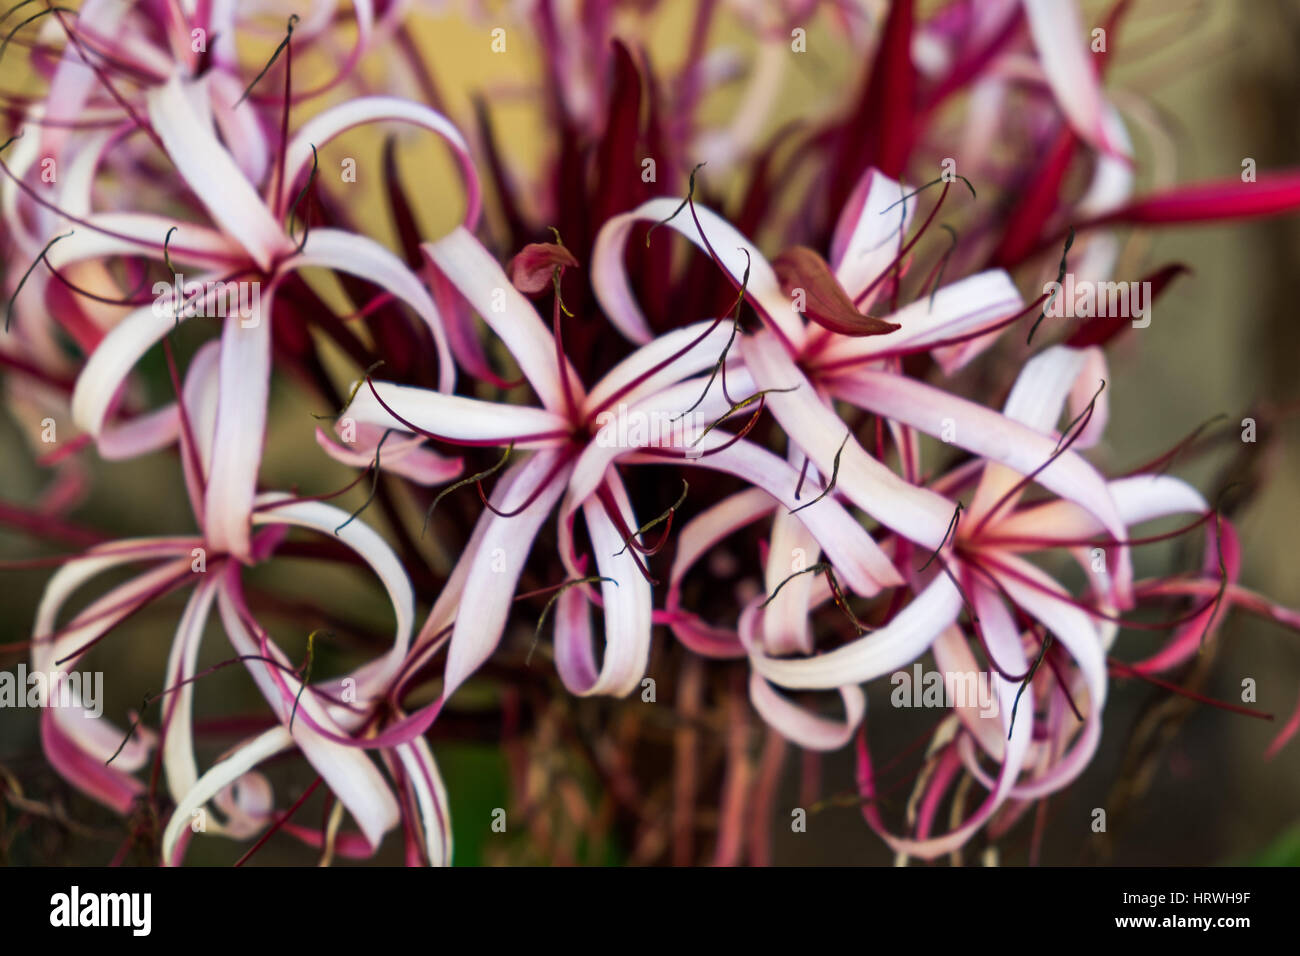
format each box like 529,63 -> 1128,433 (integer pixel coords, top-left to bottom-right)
1,0 -> 1298,865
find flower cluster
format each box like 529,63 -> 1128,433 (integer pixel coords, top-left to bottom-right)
3,0 -> 1299,866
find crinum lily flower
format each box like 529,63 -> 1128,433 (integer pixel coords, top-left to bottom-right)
338,224 -> 903,705
30,340 -> 454,866
1,0 -> 381,254
10,71 -> 478,561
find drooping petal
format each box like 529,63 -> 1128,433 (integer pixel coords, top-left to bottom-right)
665,488 -> 771,659
204,298 -> 274,563
314,425 -> 463,486
747,671 -> 866,751
251,493 -> 415,703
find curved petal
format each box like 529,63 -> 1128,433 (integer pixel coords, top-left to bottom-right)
288,228 -> 456,393
314,425 -> 463,486
161,574 -> 222,805
762,480 -> 822,656
554,474 -> 654,697
71,302 -> 192,442
749,573 -> 963,690
162,727 -> 293,866
1022,0 -> 1117,154
748,671 -> 865,751
251,493 -> 415,701
281,95 -> 479,227
345,380 -> 569,447
31,542 -> 195,810
665,488 -> 771,658
591,197 -> 804,349
215,582 -> 400,852
826,366 -> 1127,544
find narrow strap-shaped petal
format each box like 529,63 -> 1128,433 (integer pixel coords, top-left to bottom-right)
161,575 -> 222,804
204,299 -> 274,563
34,553 -> 193,772
864,658 -> 1032,860
72,303 -> 174,438
747,671 -> 865,751
579,370 -> 901,596
829,167 -> 913,306
30,547 -> 189,812
812,270 -> 1023,374
664,488 -> 771,658
969,345 -> 1099,512
44,216 -> 243,271
71,278 -> 234,466
670,438 -> 901,596
314,425 -> 463,486
555,472 -> 654,697
251,493 -> 415,700
762,453 -> 823,656
979,553 -> 1106,800
582,319 -> 737,418
210,70 -> 271,187
346,380 -> 569,446
443,449 -> 572,698
95,405 -> 180,461
989,474 -> 1208,544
